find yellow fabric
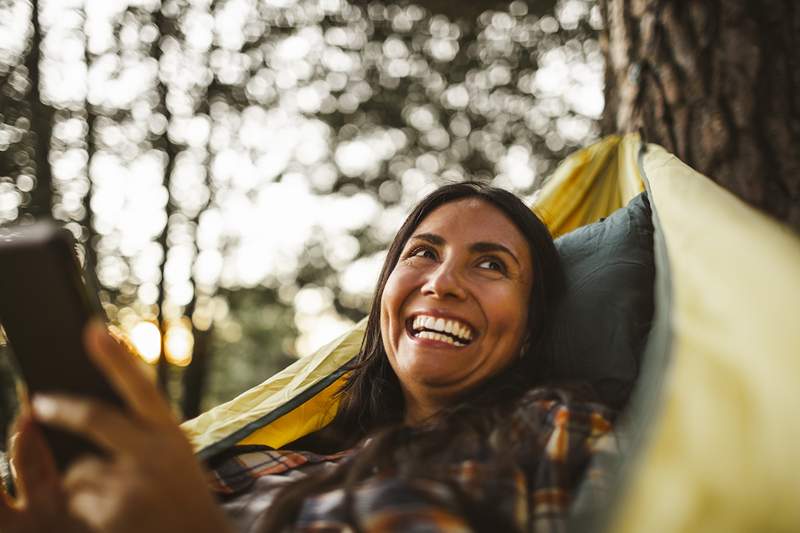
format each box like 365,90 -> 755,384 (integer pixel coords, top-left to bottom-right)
182,319 -> 366,452
611,144 -> 800,532
532,134 -> 644,237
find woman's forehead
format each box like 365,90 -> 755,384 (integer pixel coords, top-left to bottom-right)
413,198 -> 531,254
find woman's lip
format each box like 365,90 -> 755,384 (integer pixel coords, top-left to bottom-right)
404,323 -> 469,349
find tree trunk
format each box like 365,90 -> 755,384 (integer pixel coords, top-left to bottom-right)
26,0 -> 54,220
600,0 -> 800,232
153,7 -> 180,395
178,75 -> 218,419
180,326 -> 212,420
82,8 -> 98,275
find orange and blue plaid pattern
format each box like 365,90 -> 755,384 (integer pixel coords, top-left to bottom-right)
209,394 -> 616,533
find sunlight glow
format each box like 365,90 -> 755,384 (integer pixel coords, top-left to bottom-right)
165,318 -> 194,367
129,321 -> 161,364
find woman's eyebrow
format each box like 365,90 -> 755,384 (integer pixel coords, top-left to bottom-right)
470,241 -> 520,266
410,233 -> 445,246
410,233 -> 520,266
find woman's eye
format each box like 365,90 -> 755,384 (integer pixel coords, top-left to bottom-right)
408,246 -> 436,260
478,258 -> 506,273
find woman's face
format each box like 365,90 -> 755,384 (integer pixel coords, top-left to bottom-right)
380,198 -> 533,423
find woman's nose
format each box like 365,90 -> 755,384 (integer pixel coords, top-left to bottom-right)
421,262 -> 467,300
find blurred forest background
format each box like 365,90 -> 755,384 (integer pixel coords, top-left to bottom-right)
0,0 -> 604,432
1,0 -> 796,439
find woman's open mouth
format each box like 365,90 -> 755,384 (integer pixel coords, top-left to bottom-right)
405,314 -> 475,347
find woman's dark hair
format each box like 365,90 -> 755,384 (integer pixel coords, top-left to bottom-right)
261,182 -> 567,531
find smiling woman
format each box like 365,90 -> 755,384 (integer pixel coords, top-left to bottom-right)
381,198 -> 535,424
3,183 -> 615,533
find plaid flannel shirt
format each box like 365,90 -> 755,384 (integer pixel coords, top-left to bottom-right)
209,392 -> 616,533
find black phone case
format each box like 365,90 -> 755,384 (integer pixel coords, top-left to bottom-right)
0,222 -> 124,470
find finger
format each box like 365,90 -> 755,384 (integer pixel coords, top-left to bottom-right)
84,320 -> 173,425
64,457 -> 118,532
62,455 -> 110,494
10,412 -> 60,507
31,394 -> 145,456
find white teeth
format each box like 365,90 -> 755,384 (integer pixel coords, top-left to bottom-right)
410,314 -> 473,342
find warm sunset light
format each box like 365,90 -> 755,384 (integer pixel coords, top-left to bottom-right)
129,321 -> 161,364
165,318 -> 194,367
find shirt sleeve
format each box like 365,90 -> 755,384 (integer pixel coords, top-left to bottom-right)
526,398 -> 617,532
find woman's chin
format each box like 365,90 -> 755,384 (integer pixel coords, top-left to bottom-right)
394,342 -> 474,387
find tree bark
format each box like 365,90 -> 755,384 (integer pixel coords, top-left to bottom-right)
600,0 -> 800,231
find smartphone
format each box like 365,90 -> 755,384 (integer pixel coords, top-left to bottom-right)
0,221 -> 124,470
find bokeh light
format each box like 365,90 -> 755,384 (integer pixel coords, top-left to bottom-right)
129,321 -> 161,364
165,318 -> 194,367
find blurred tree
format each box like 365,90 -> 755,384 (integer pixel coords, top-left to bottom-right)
180,79 -> 221,419
24,0 -> 53,220
81,4 -> 98,280
600,0 -> 800,231
152,4 -> 181,395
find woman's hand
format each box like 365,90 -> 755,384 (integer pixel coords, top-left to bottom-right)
1,407 -> 90,533
29,320 -> 233,533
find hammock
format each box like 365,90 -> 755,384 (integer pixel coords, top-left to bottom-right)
181,134 -> 800,533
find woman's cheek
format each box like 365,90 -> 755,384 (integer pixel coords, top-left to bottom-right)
380,270 -> 404,350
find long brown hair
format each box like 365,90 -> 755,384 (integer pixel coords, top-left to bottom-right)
261,182 -> 566,531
